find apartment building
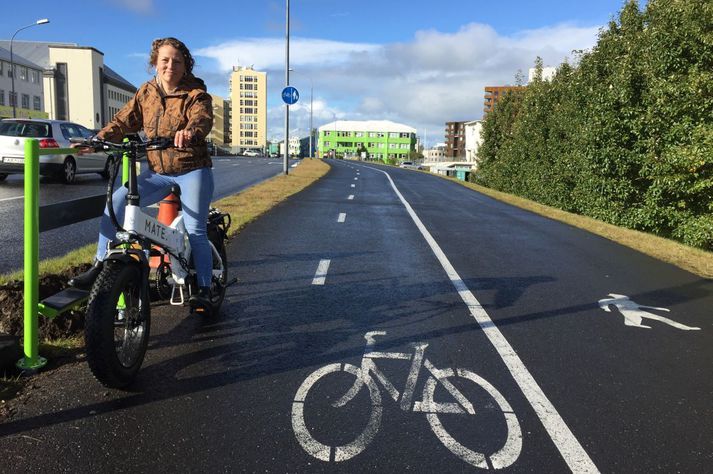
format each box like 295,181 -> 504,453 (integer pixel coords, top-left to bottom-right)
445,121 -> 466,159
0,40 -> 136,130
483,86 -> 525,115
207,93 -> 229,146
423,143 -> 446,162
229,66 -> 267,152
318,120 -> 416,162
0,46 -> 46,118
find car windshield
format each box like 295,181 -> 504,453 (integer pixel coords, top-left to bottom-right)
0,121 -> 51,138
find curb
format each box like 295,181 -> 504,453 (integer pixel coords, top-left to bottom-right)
0,333 -> 21,373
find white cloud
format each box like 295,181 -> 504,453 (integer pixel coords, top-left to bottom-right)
195,37 -> 379,72
195,22 -> 601,146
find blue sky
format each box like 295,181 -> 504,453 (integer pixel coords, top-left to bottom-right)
1,0 -> 634,146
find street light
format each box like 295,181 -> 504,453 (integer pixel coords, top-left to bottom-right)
10,18 -> 50,118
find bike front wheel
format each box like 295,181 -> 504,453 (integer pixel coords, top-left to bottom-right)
422,368 -> 522,469
85,262 -> 150,388
291,363 -> 382,462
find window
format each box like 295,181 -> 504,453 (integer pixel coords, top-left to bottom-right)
389,143 -> 397,149
31,70 -> 39,83
33,96 -> 41,111
0,90 -> 4,106
355,132 -> 364,137
377,132 -> 385,138
9,91 -> 17,107
368,132 -> 377,137
389,132 -> 399,138
60,123 -> 83,139
400,132 -> 411,138
8,65 -> 14,78
323,141 -> 330,147
400,143 -> 410,149
0,62 -> 3,74
20,67 -> 27,81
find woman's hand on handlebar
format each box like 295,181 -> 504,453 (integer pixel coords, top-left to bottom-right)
174,129 -> 193,149
70,137 -> 100,155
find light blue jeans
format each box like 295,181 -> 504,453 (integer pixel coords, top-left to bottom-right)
96,167 -> 215,287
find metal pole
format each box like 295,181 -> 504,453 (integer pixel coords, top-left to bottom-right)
309,81 -> 313,158
17,139 -> 46,370
283,0 -> 290,175
10,19 -> 50,119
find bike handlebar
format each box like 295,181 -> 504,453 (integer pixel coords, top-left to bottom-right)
69,136 -> 177,152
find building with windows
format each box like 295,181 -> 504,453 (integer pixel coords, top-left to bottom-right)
423,143 -> 446,162
464,120 -> 483,164
208,93 -> 229,146
318,120 -> 416,162
445,121 -> 466,159
483,86 -> 525,116
229,66 -> 267,153
0,46 -> 47,119
0,40 -> 136,130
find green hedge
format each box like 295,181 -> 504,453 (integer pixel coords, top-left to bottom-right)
473,0 -> 713,249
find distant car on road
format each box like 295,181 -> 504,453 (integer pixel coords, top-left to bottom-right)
399,161 -> 424,170
0,118 -> 111,184
243,150 -> 261,157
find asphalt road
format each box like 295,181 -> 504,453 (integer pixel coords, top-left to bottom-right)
0,156 -> 290,274
0,159 -> 710,472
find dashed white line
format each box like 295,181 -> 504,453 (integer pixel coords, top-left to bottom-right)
354,177 -> 358,180
365,165 -> 599,474
312,259 -> 331,285
347,195 -> 354,200
337,213 -> 346,223
351,184 -> 355,188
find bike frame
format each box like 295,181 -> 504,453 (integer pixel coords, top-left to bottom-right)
337,331 -> 475,415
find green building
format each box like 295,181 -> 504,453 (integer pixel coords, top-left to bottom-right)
318,120 -> 417,162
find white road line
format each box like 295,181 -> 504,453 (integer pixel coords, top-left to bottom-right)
365,165 -> 599,474
312,259 -> 331,285
354,177 -> 358,180
351,184 -> 355,188
0,195 -> 23,203
347,195 -> 354,200
337,213 -> 346,223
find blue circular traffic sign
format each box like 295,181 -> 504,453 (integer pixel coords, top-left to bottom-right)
282,86 -> 300,105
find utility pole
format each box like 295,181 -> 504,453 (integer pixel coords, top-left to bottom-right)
283,0 -> 290,175
309,81 -> 313,158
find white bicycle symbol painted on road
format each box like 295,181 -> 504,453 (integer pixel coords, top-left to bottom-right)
291,331 -> 522,469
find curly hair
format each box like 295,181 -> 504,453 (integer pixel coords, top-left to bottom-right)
149,37 -> 195,75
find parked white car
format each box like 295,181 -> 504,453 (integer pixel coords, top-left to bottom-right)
0,118 -> 111,184
399,161 -> 424,170
243,149 -> 261,157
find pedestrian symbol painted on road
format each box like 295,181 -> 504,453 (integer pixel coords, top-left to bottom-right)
598,294 -> 701,330
282,86 -> 299,105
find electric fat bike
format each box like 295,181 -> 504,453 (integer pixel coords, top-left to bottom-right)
72,136 -> 234,388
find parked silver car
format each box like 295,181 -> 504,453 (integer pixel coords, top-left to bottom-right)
0,118 -> 111,184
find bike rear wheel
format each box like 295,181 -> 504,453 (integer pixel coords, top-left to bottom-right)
85,262 -> 150,388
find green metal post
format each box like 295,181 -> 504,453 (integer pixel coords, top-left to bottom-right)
122,138 -> 130,184
17,139 -> 47,370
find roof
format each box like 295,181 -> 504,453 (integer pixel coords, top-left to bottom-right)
318,120 -> 416,134
0,46 -> 44,70
103,65 -> 136,92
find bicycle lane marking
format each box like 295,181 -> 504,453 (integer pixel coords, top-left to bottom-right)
359,164 -> 599,473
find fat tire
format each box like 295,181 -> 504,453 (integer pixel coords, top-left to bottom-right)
85,262 -> 150,388
209,234 -> 228,314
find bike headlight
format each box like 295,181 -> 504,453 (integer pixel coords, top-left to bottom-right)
116,231 -> 132,242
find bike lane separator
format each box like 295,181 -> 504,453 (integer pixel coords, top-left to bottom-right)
362,164 -> 599,474
312,259 -> 331,285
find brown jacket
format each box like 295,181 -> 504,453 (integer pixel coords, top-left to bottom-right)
97,74 -> 214,174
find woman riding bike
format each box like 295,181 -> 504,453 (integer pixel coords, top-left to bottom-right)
70,37 -> 215,313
